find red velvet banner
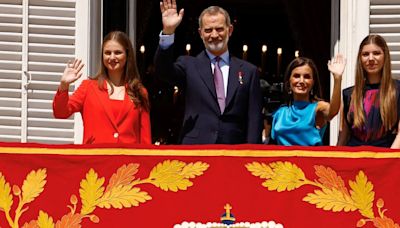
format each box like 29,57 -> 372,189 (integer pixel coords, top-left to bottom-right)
0,142 -> 399,228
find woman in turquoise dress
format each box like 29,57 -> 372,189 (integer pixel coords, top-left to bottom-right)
271,55 -> 346,146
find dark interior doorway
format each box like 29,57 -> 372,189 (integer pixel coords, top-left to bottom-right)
103,0 -> 127,36
104,0 -> 332,144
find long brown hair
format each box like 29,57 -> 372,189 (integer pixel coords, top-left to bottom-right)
94,31 -> 149,111
283,57 -> 323,105
350,34 -> 396,130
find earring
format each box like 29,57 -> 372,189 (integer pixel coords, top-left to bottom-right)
288,90 -> 292,95
310,89 -> 314,96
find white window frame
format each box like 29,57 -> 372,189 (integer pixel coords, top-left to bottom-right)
329,0 -> 370,145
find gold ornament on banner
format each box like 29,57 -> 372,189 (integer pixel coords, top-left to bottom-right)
246,161 -> 399,228
0,160 -> 209,228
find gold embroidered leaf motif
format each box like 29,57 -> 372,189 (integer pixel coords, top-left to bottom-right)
106,163 -> 139,192
314,165 -> 349,196
373,216 -> 400,228
349,171 -> 374,219
263,161 -> 305,192
0,172 -> 13,212
22,220 -> 39,228
22,169 -> 47,204
245,162 -> 274,179
149,160 -> 191,192
180,162 -> 209,178
37,210 -> 54,228
97,185 -> 151,209
303,188 -> 357,212
79,169 -> 105,215
55,212 -> 82,228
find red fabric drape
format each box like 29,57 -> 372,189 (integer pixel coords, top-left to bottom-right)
0,142 -> 398,228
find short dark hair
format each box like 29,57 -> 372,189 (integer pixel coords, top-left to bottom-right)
198,6 -> 231,28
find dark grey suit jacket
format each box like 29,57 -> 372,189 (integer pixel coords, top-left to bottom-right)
154,46 -> 263,144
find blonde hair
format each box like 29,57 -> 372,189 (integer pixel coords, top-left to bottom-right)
350,34 -> 397,130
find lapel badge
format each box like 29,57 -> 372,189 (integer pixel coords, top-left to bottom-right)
238,71 -> 244,85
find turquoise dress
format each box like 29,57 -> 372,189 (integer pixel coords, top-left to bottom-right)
271,101 -> 326,146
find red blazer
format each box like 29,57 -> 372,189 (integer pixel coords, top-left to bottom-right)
53,79 -> 151,144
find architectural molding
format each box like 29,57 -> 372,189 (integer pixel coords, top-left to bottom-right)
329,0 -> 370,145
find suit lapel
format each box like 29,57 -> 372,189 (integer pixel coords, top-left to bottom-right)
93,80 -> 119,130
226,57 -> 241,108
196,51 -> 218,100
117,92 -> 134,126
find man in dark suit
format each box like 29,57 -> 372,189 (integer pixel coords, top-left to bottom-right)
154,0 -> 263,144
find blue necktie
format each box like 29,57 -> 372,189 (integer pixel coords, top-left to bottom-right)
214,57 -> 225,113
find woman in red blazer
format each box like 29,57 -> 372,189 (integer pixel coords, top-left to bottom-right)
53,31 -> 151,144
